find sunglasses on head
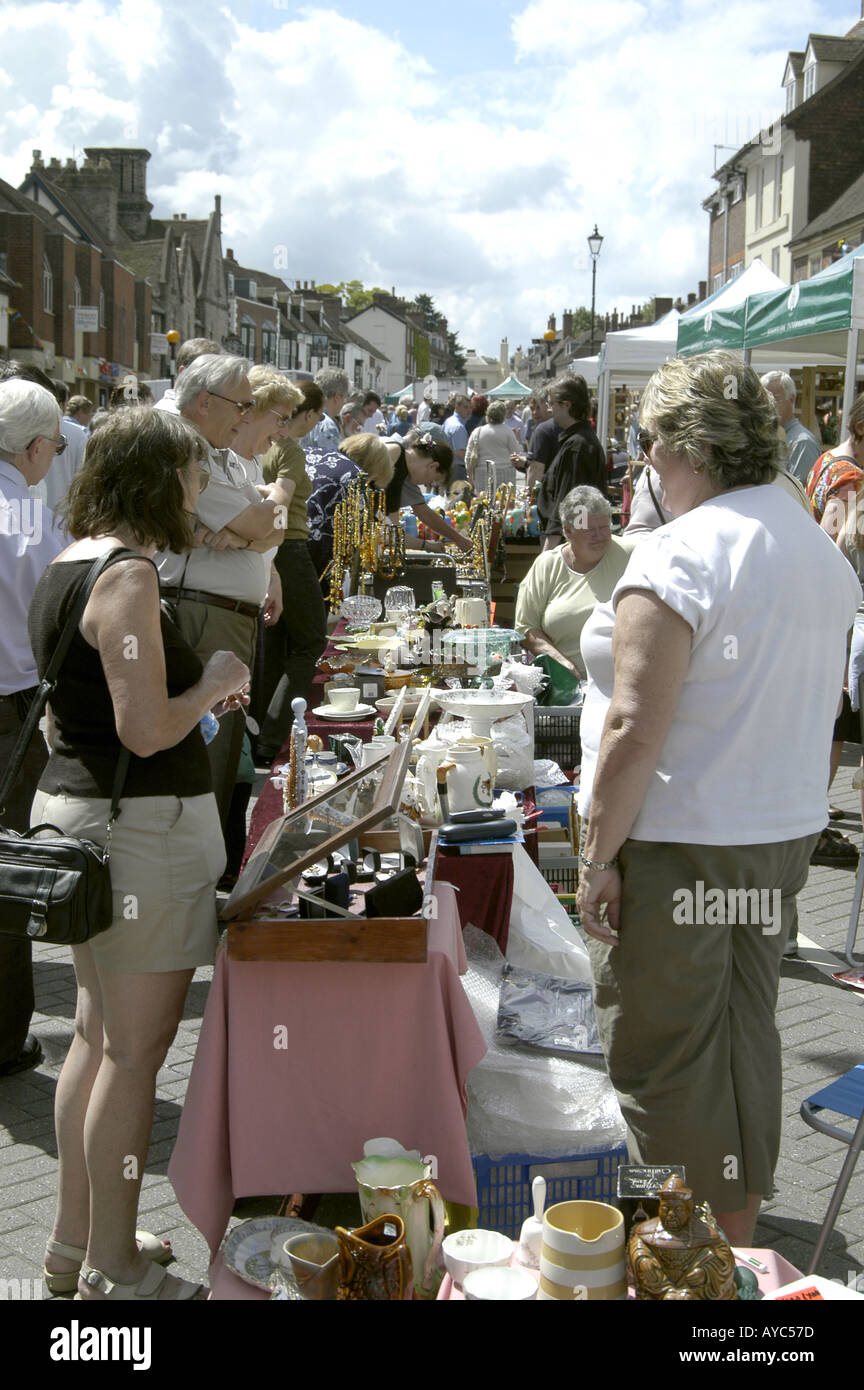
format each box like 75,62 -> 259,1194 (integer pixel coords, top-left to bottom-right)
637,429 -> 656,455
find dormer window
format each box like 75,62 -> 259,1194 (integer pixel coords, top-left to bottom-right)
785,81 -> 795,113
804,61 -> 816,100
248,280 -> 257,298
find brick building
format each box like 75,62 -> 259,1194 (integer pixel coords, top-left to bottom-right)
702,18 -> 864,291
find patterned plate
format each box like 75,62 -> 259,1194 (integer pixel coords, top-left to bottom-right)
222,1217 -> 319,1291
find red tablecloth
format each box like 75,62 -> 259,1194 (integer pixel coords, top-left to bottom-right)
435,850 -> 515,952
169,883 -> 486,1267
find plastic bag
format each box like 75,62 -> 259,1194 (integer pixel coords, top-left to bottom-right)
497,963 -> 603,1055
533,654 -> 581,706
461,927 -> 626,1160
506,844 -> 592,984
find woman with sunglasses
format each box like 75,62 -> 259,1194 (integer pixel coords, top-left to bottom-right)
576,353 -> 859,1249
28,406 -> 250,1300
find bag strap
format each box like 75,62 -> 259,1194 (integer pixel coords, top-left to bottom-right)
645,467 -> 667,524
0,550 -> 131,818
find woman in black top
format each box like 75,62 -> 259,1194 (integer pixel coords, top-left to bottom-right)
29,407 -> 250,1302
383,428 -> 471,554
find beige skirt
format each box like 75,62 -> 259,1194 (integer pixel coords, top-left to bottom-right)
30,790 -> 225,974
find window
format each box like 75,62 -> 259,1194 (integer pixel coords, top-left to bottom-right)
792,256 -> 808,283
354,360 -> 363,388
328,343 -> 344,367
754,166 -> 765,230
712,271 -> 725,293
804,63 -> 816,100
773,155 -> 783,221
771,247 -> 781,276
278,338 -> 293,371
240,322 -> 255,358
262,323 -> 277,363
42,254 -> 53,314
809,253 -> 821,277
785,81 -> 795,114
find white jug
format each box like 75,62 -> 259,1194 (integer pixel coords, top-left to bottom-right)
438,744 -> 494,815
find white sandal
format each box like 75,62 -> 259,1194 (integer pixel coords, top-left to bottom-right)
43,1231 -> 172,1295
76,1261 -> 207,1301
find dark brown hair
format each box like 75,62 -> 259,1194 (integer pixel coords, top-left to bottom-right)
62,406 -> 205,552
294,379 -> 324,415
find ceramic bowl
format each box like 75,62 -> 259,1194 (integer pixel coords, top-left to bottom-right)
442,1229 -> 513,1287
462,1265 -> 536,1301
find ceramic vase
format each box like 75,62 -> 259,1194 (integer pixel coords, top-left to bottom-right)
438,744 -> 494,815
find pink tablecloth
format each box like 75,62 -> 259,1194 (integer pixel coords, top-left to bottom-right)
169,882 -> 486,1259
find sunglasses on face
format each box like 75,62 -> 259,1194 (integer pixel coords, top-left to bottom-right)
267,408 -> 294,428
207,391 -> 254,416
29,435 -> 67,454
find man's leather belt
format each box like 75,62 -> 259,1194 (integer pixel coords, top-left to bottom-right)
161,586 -> 261,619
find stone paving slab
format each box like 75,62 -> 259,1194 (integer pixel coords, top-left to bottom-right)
2,765 -> 864,1298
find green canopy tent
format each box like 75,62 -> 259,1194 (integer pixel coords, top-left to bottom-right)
486,374 -> 531,398
677,259 -> 785,357
383,384 -> 415,405
742,243 -> 864,429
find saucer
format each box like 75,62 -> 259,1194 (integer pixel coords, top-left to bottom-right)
312,703 -> 376,721
222,1217 -> 315,1291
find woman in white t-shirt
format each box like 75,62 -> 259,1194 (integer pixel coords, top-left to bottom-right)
575,352 -> 860,1247
465,401 -> 522,493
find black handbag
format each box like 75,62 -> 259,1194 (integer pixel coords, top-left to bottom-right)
0,551 -> 131,944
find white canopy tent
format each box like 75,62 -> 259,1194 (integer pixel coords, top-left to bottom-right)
596,309 -> 681,444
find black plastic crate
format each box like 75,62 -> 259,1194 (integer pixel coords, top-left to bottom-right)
534,706 -> 582,772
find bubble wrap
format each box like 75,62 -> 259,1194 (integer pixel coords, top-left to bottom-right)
461,926 -> 626,1161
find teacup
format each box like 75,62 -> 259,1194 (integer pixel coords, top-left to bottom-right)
442,1229 -> 513,1287
328,687 -> 360,712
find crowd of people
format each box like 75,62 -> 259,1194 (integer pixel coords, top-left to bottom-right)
1,338 -> 863,1296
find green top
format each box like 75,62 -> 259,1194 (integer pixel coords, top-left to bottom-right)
261,436 -> 311,540
514,537 -> 635,675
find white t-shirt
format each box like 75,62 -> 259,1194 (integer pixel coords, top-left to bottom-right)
157,447 -> 271,604
578,484 -> 861,844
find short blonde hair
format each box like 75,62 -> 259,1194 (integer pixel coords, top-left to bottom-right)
248,365 -> 303,417
641,351 -> 780,488
339,432 -> 394,488
486,400 -> 506,425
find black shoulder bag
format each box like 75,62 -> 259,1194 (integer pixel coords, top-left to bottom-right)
0,551 -> 131,944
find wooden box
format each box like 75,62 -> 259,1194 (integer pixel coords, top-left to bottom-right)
222,738 -> 435,964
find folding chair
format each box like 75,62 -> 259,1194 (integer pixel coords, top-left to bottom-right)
800,1062 -> 864,1274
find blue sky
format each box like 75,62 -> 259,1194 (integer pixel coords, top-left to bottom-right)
0,1 -> 861,357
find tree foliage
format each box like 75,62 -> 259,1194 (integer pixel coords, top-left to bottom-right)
314,280 -> 386,312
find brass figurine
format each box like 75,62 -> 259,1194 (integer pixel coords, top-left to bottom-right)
627,1175 -> 737,1301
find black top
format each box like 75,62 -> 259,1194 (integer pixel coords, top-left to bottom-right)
528,417 -> 561,467
536,422 -> 608,534
384,440 -> 409,515
28,549 -> 211,799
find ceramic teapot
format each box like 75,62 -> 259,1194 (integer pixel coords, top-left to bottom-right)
352,1140 -> 446,1299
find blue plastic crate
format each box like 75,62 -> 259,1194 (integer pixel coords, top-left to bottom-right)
472,1145 -> 628,1239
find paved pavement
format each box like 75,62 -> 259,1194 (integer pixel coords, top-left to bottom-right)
2,761 -> 863,1299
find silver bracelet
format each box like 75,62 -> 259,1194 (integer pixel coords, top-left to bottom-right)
579,852 -> 619,871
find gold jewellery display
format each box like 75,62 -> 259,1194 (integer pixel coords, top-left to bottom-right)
328,479 -> 407,612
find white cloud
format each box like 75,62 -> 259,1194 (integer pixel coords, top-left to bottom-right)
0,0 -> 859,358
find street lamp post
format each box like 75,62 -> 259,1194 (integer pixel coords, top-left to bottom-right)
587,225 -> 604,354
166,328 -> 180,383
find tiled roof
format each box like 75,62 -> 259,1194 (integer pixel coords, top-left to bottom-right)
808,34 -> 864,63
791,167 -> 864,245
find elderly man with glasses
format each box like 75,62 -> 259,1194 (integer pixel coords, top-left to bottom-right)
157,354 -> 287,831
0,378 -> 68,1078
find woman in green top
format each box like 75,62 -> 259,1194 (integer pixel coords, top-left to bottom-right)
515,486 -> 634,679
254,380 -> 329,762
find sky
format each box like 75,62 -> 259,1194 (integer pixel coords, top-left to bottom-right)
0,0 -> 861,358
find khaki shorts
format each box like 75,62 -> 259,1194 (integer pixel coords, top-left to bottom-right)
30,790 -> 225,974
586,835 -> 817,1210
